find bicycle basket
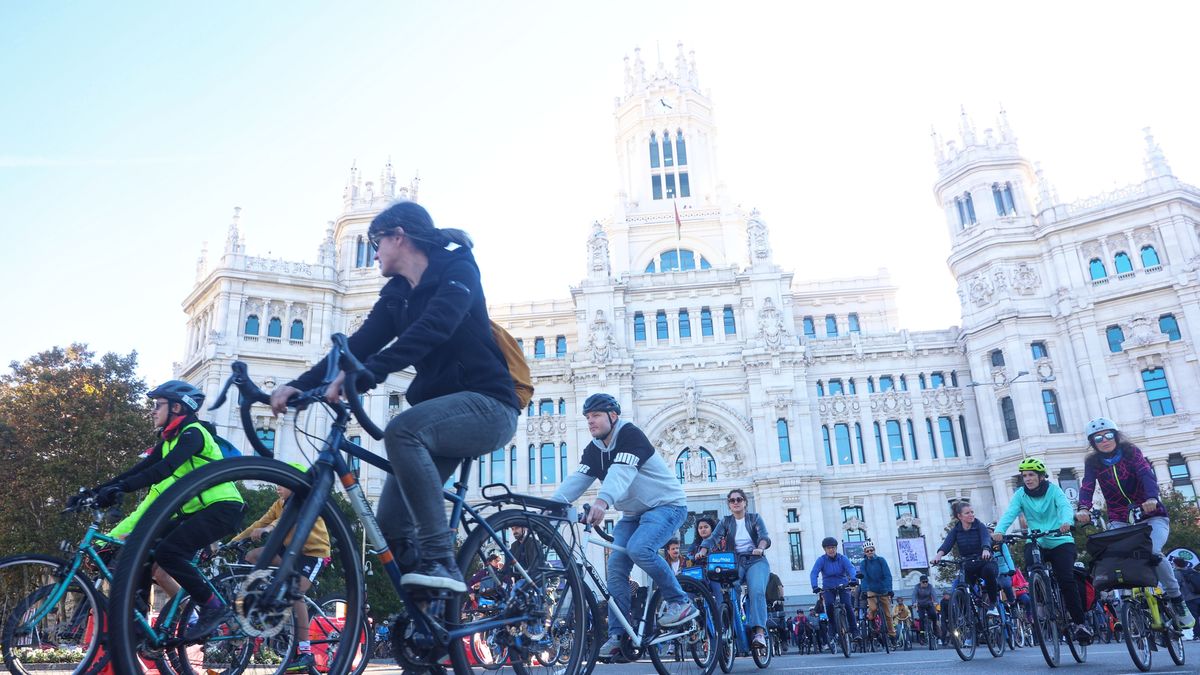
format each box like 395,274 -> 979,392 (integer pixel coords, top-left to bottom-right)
1086,523 -> 1157,591
706,551 -> 739,583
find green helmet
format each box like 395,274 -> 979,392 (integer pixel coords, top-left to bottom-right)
1018,457 -> 1048,474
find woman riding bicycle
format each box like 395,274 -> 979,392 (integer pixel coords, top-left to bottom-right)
1073,416 -> 1195,628
932,502 -> 999,608
696,488 -> 773,650
271,202 -> 521,592
991,456 -> 1092,643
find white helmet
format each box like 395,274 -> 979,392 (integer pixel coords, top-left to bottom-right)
1085,417 -> 1118,436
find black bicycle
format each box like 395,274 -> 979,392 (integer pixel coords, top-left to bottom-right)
935,557 -> 1004,661
820,584 -> 855,658
104,336 -> 587,675
1002,532 -> 1086,667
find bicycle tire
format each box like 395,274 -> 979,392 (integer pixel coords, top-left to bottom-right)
646,576 -> 719,675
1029,572 -> 1059,667
751,627 -> 772,669
716,601 -> 734,673
106,458 -> 366,675
836,607 -> 850,658
985,610 -> 1004,658
1121,598 -> 1151,671
450,508 -> 585,675
1163,608 -> 1186,666
313,595 -> 371,675
0,554 -> 106,675
165,593 -> 290,675
948,587 -> 975,662
576,594 -> 602,675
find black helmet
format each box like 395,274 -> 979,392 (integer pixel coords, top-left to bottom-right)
821,537 -> 838,548
148,380 -> 205,413
582,393 -> 620,416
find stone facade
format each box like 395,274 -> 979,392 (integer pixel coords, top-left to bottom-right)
177,48 -> 1200,599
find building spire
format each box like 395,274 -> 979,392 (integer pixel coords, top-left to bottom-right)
998,104 -> 1014,144
959,105 -> 977,147
1142,127 -> 1173,179
1035,162 -> 1058,210
931,125 -> 945,164
224,206 -> 243,255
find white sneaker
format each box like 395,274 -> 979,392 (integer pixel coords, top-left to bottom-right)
659,600 -> 700,627
599,635 -> 623,656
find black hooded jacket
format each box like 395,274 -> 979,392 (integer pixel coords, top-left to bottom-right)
290,246 -> 519,410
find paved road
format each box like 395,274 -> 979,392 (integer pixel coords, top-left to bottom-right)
364,640 -> 1197,674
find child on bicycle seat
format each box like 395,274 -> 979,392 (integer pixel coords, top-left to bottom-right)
90,380 -> 244,640
231,462 -> 330,672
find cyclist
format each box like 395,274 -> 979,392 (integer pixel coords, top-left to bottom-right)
1074,417 -> 1194,628
270,202 -> 520,592
911,574 -> 938,645
810,537 -> 858,635
695,488 -> 773,650
992,456 -> 1092,643
932,501 -> 998,608
91,380 -> 245,639
858,540 -> 896,641
893,597 -> 912,640
551,393 -> 696,657
687,516 -> 722,600
1171,557 -> 1200,640
231,462 -> 330,672
503,524 -> 544,583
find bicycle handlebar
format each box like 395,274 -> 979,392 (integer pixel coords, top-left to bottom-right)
208,334 -> 385,457
580,504 -> 614,542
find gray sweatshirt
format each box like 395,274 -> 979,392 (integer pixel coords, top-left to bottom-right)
552,419 -> 686,516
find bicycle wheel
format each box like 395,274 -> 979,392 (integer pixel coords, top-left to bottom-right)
450,508 -> 585,675
985,609 -> 1004,658
1121,599 -> 1151,671
716,601 -> 734,673
164,594 -> 291,675
836,608 -> 850,659
1163,613 -> 1186,666
646,576 -> 718,675
750,628 -> 772,669
576,595 -> 602,675
947,588 -> 975,662
878,614 -> 890,655
0,555 -> 106,675
1029,573 -> 1059,667
107,458 -> 366,675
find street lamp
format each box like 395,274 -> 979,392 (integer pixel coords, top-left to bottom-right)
1106,388 -> 1146,402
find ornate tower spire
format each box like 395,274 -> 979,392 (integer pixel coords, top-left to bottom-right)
318,221 -> 336,266
196,241 -> 208,280
1142,127 -> 1173,179
959,105 -> 977,147
342,161 -> 360,209
1035,161 -> 1058,210
224,206 -> 243,255
675,42 -> 688,81
931,126 -> 945,164
998,105 -> 1014,145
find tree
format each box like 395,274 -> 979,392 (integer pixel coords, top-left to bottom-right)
1162,489 -> 1200,554
0,345 -> 153,554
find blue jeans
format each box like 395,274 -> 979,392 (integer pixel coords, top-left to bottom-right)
376,392 -> 518,562
1109,516 -> 1181,597
740,556 -> 771,631
607,504 -> 688,637
822,587 -> 857,633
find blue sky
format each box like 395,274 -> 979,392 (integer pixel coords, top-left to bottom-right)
3,2 -> 1198,384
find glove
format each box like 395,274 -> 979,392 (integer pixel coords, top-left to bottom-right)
95,484 -> 125,508
66,489 -> 94,510
812,587 -> 819,595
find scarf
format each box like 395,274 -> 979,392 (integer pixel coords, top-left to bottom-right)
1025,478 -> 1050,499
1099,447 -> 1124,467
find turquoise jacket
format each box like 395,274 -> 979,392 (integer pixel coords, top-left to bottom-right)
993,542 -> 1017,575
995,482 -> 1074,549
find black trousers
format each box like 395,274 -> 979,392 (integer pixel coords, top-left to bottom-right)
1025,542 -> 1085,625
963,558 -> 1000,604
154,501 -> 244,603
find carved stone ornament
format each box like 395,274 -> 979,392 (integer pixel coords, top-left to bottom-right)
1011,263 -> 1040,295
896,513 -> 922,530
526,415 -> 567,443
653,418 -> 748,479
754,297 -> 791,353
992,268 -> 1008,292
1125,315 -> 1167,349
922,388 -> 965,415
818,395 -> 862,422
585,309 -> 619,364
1080,240 -> 1102,261
869,391 -> 912,415
967,274 -> 994,306
682,377 -> 700,421
842,517 -> 866,532
1035,361 -> 1054,381
587,221 -> 610,274
746,208 -> 771,261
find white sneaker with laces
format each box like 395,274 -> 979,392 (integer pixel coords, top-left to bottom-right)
659,600 -> 700,627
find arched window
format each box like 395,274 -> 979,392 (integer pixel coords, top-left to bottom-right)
955,197 -> 968,229
848,313 -> 861,333
964,191 -> 976,224
1114,252 -> 1133,275
560,443 -> 568,483
678,309 -> 691,338
992,183 -> 1007,216
827,379 -> 844,396
1142,367 -> 1175,416
676,130 -> 687,165
244,314 -> 260,336
879,375 -> 894,391
834,424 -> 853,465
723,306 -> 736,335
540,443 -> 556,484
855,423 -> 866,464
821,426 -> 832,466
633,312 -> 646,341
1141,245 -> 1161,268
776,419 -> 792,462
662,129 -> 674,167
1159,314 -> 1181,341
534,337 -> 546,359
938,417 -> 958,458
538,399 -> 554,416
958,416 -> 972,456
290,320 -> 304,341
355,236 -> 367,268
906,420 -> 919,460
990,349 -> 1005,367
1031,341 -> 1048,360
558,398 -> 566,415
802,316 -> 815,338
930,372 -> 945,389
674,448 -> 717,483
816,381 -> 825,397
509,446 -> 517,485
649,132 -> 660,169
527,445 -> 535,485
1089,258 -> 1107,280
655,311 -> 668,340
646,249 -> 712,273
267,317 -> 282,338
555,335 -> 567,357
256,428 -> 274,451
825,314 -> 838,337
1042,390 -> 1064,433
700,307 -> 714,336
1003,182 -> 1017,215
1106,325 -> 1125,353
886,420 -> 905,461
1000,397 -> 1019,441
899,375 -> 908,391
489,447 -> 506,485
873,422 -> 885,462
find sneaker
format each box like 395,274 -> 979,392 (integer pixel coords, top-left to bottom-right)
284,652 -> 315,673
751,632 -> 767,649
183,598 -> 229,641
401,560 -> 467,593
599,635 -> 623,656
1170,597 -> 1196,629
1074,623 -> 1094,644
658,600 -> 700,627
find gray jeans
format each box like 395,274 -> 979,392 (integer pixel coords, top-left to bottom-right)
376,391 -> 518,562
1109,516 -> 1181,597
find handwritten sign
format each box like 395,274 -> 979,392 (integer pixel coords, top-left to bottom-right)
896,537 -> 929,571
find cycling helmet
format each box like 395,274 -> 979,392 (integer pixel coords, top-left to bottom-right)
148,380 -> 205,413
863,540 -> 876,552
821,537 -> 838,548
1085,417 -> 1118,436
582,393 -> 620,416
1017,457 -> 1048,475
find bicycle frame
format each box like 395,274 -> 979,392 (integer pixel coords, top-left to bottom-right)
583,534 -> 695,650
14,520 -> 121,630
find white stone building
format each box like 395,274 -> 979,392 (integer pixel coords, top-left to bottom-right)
177,46 -> 1200,600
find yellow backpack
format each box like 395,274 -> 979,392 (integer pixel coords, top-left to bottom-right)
490,321 -> 534,410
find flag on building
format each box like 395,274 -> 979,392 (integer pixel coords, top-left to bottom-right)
674,200 -> 682,241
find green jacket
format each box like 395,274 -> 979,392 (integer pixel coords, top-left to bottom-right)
109,422 -> 242,537
994,482 -> 1074,549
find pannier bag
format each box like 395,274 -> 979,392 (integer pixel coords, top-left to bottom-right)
706,551 -> 739,584
1085,522 -> 1158,591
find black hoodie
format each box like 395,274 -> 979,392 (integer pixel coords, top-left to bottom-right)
291,246 -> 519,410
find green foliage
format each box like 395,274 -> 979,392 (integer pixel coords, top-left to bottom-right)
0,345 -> 153,554
1162,489 -> 1200,554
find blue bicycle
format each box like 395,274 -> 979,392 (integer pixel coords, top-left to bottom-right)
701,552 -> 771,672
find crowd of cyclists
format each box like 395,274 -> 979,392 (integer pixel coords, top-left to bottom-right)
7,200 -> 1197,674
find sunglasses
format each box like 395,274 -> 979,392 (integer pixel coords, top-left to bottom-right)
368,229 -> 402,248
1090,431 -> 1116,443
728,496 -> 745,503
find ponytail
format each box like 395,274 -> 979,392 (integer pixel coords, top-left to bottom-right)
439,228 -> 474,250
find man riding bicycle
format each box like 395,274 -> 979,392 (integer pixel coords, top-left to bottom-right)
810,537 -> 857,634
911,574 -> 938,645
858,540 -> 896,640
552,393 -> 696,657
